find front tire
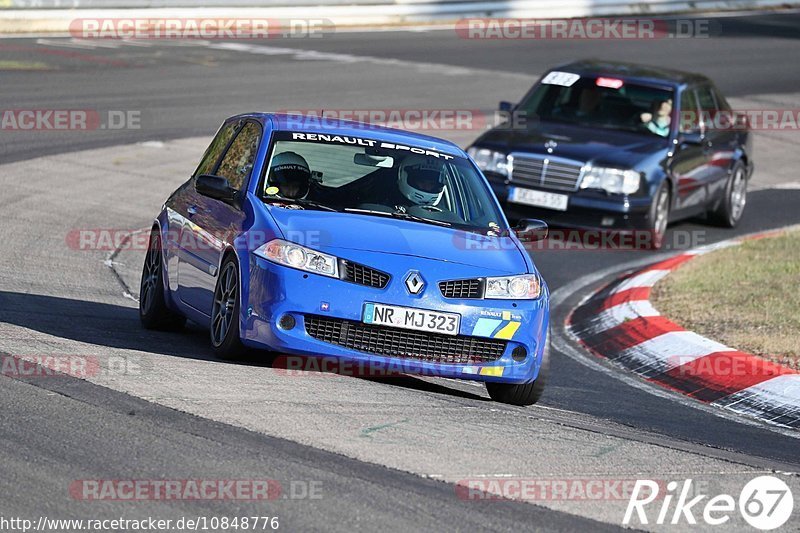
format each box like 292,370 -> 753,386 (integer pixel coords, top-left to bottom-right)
139,228 -> 186,331
210,255 -> 246,360
709,162 -> 747,228
645,182 -> 670,250
485,340 -> 550,406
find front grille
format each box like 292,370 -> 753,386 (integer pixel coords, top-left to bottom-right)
439,278 -> 483,299
340,260 -> 390,289
512,153 -> 584,191
305,315 -> 506,364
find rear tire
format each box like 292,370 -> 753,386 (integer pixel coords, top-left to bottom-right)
485,339 -> 550,406
139,228 -> 186,331
210,255 -> 246,360
708,162 -> 747,228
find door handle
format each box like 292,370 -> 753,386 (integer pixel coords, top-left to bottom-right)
187,205 -> 198,216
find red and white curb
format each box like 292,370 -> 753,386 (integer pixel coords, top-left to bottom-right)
567,229 -> 800,429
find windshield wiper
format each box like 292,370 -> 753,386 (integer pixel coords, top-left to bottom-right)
264,198 -> 339,212
343,207 -> 452,227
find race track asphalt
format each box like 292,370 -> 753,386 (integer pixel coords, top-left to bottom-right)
1,12 -> 799,531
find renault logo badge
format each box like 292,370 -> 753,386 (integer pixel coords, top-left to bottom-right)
405,272 -> 425,294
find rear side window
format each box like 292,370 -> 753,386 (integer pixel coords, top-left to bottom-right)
712,86 -> 731,112
696,86 -> 718,114
679,89 -> 700,133
194,122 -> 237,177
216,122 -> 261,191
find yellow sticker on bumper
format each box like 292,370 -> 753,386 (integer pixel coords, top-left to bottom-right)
479,367 -> 504,377
494,321 -> 521,340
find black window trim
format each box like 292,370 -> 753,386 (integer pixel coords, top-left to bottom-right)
212,119 -> 264,193
192,119 -> 243,180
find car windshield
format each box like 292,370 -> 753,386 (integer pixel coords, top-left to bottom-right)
517,73 -> 676,137
261,131 -> 508,234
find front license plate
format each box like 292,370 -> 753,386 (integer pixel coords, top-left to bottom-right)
363,303 -> 460,336
509,187 -> 569,211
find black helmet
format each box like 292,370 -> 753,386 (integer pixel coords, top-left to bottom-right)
268,151 -> 311,199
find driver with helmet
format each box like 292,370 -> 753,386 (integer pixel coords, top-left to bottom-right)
394,154 -> 446,209
266,151 -> 312,200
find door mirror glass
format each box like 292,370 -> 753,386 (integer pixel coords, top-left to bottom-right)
195,174 -> 237,203
514,219 -> 548,242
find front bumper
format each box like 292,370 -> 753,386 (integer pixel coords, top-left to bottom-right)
242,255 -> 549,384
490,181 -> 653,231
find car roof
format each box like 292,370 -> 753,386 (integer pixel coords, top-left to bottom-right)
550,59 -> 712,87
231,112 -> 465,158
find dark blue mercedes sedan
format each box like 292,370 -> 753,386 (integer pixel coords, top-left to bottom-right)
468,60 -> 753,248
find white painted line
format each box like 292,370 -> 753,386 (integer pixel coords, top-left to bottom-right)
70,38 -> 120,49
204,41 -> 531,77
612,269 -> 670,293
36,38 -> 98,50
769,181 -> 800,190
685,240 -> 742,256
137,140 -> 165,148
120,38 -> 156,47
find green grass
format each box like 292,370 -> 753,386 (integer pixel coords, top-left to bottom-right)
651,229 -> 800,369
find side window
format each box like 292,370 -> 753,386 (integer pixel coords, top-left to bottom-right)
216,122 -> 261,191
194,122 -> 237,177
679,88 -> 700,133
712,86 -> 731,112
696,86 -> 718,114
695,86 -> 719,134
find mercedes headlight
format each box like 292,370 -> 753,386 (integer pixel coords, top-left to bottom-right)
254,239 -> 339,278
484,274 -> 541,300
467,147 -> 511,177
580,167 -> 641,194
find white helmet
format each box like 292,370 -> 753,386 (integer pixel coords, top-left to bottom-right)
398,154 -> 445,206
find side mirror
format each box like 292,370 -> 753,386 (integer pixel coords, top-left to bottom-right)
514,219 -> 548,242
195,174 -> 237,204
678,130 -> 704,145
498,101 -> 514,113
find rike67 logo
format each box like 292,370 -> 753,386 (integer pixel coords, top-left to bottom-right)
624,476 -> 793,530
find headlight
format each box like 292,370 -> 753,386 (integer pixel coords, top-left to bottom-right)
580,167 -> 641,194
254,239 -> 339,278
484,274 -> 541,300
467,147 -> 511,177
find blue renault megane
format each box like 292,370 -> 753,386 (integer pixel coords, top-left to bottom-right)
139,114 -> 550,405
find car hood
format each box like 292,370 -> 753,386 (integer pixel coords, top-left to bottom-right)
266,208 -> 528,275
473,121 -> 670,167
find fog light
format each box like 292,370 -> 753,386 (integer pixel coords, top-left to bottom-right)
278,314 -> 296,330
601,216 -> 615,227
511,346 -> 527,362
